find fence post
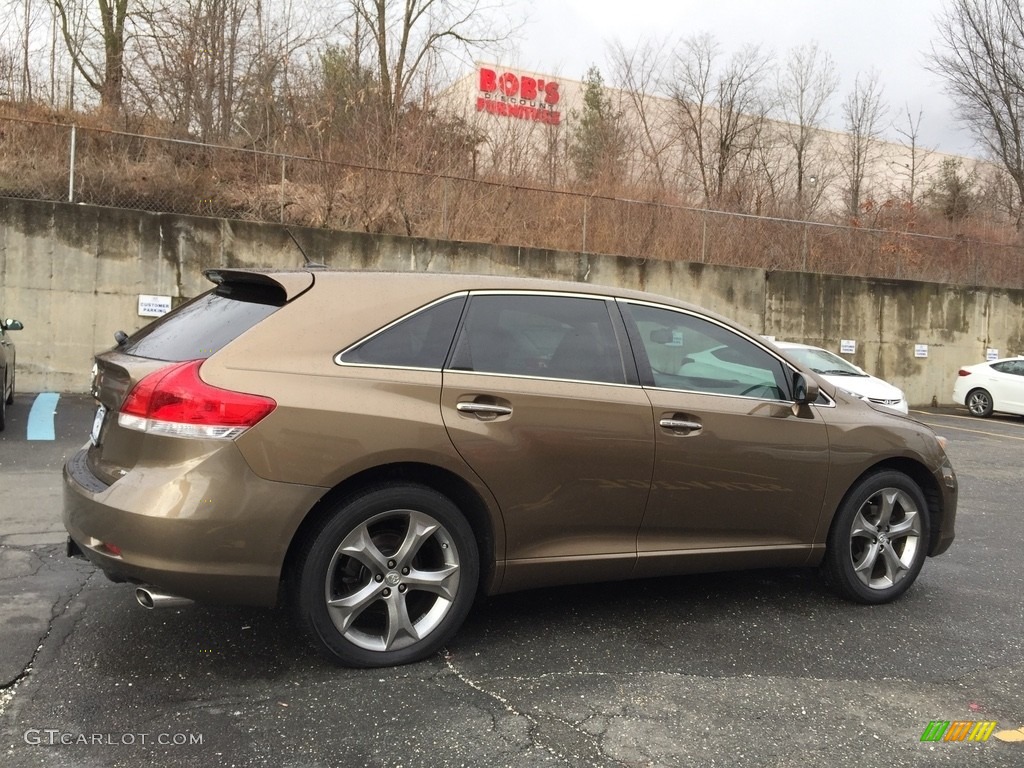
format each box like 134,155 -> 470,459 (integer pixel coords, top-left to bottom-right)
582,197 -> 588,253
280,154 -> 286,224
701,209 -> 708,263
802,222 -> 808,272
442,176 -> 449,240
67,124 -> 77,203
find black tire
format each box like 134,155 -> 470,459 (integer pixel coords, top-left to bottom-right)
5,365 -> 13,405
824,470 -> 930,605
0,384 -> 5,432
966,388 -> 993,417
293,484 -> 479,667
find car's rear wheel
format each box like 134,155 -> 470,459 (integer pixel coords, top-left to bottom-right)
966,388 -> 994,417
294,484 -> 479,667
824,471 -> 930,604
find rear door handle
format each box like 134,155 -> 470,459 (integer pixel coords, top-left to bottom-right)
457,402 -> 513,417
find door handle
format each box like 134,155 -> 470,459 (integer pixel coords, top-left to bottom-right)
457,402 -> 513,417
659,418 -> 702,433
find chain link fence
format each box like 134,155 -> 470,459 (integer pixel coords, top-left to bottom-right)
1,114 -> 1020,288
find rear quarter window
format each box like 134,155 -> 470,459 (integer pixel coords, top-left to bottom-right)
121,283 -> 284,362
338,295 -> 466,369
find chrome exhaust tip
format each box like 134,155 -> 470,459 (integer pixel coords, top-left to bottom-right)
135,586 -> 194,610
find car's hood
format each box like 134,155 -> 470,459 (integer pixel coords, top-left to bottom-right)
821,373 -> 904,402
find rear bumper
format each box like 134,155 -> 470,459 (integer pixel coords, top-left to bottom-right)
63,444 -> 325,606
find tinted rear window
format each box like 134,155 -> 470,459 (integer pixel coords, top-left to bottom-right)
121,284 -> 283,362
339,295 -> 466,369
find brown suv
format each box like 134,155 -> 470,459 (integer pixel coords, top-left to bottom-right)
64,269 -> 957,667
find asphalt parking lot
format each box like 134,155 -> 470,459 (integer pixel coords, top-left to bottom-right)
1,393 -> 1022,767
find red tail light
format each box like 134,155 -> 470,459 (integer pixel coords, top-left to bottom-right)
119,360 -> 276,439
957,369 -> 972,377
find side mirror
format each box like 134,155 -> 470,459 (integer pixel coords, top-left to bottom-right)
1,319 -> 23,331
792,372 -> 819,404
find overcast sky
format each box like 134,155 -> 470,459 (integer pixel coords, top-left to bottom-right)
501,0 -> 976,158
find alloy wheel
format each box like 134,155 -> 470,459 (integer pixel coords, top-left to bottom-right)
323,508 -> 462,652
848,487 -> 923,590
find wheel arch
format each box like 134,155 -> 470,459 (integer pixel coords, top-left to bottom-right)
279,462 -> 498,604
825,457 -> 945,558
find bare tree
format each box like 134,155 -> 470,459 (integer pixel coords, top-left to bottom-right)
0,0 -> 42,101
51,0 -> 130,114
891,105 -> 934,205
127,1 -> 336,143
669,34 -> 772,208
609,38 -> 674,191
130,0 -> 253,141
840,70 -> 887,218
136,0 -> 247,140
775,42 -> 838,212
930,0 -> 1024,226
347,0 -> 511,128
0,4 -> 17,98
0,45 -> 10,97
20,0 -> 33,100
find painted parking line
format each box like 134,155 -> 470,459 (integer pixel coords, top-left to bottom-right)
911,412 -> 1024,442
26,392 -> 61,441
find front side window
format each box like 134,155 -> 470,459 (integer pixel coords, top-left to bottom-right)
624,302 -> 789,400
449,294 -> 626,384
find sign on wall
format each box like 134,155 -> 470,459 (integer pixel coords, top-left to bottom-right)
476,66 -> 562,125
138,294 -> 172,317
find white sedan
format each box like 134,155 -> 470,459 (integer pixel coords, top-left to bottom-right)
775,342 -> 909,414
952,357 -> 1024,417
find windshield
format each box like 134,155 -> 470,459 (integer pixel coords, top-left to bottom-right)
785,347 -> 866,377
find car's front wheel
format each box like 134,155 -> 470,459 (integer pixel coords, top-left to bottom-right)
294,484 -> 479,667
824,471 -> 930,604
966,388 -> 994,417
0,371 -> 7,432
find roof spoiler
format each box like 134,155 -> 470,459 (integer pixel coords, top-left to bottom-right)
203,268 -> 315,301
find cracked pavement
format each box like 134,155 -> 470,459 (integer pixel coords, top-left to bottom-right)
1,396 -> 1022,766
0,393 -> 95,695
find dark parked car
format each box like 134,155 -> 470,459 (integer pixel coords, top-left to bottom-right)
64,270 -> 957,667
1,316 -> 24,431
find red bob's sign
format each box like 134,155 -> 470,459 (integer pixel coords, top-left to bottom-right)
476,67 -> 561,125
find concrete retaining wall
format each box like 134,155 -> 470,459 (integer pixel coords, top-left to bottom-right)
1,196 -> 1021,404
